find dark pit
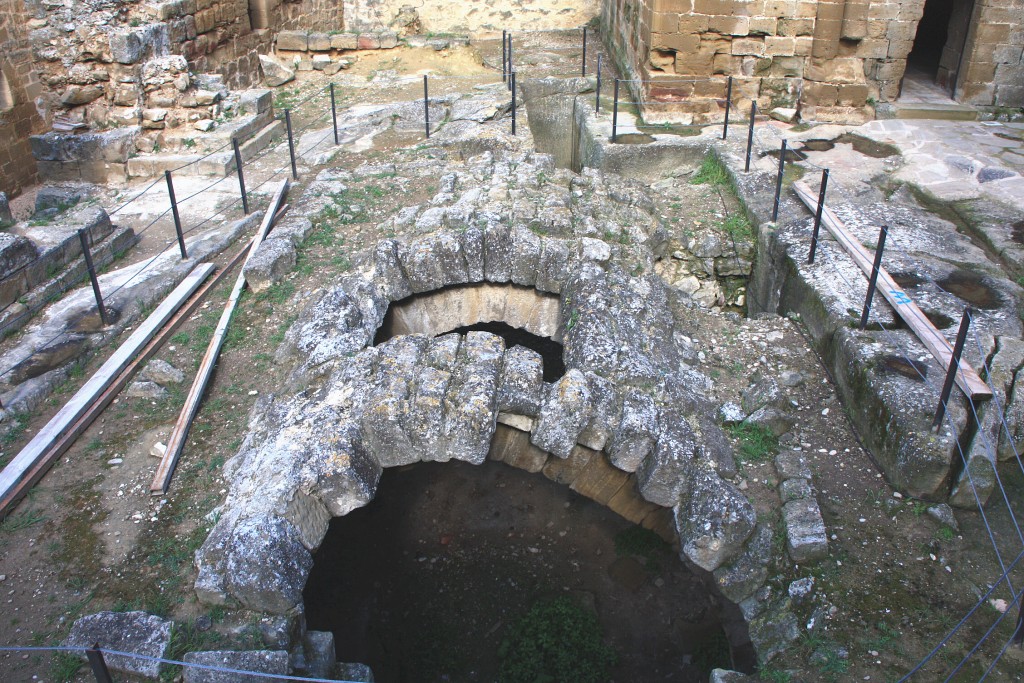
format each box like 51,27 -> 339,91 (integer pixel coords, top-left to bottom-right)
765,147 -> 808,162
882,355 -> 929,381
1011,220 -> 1024,245
612,132 -> 656,144
936,269 -> 1003,310
889,271 -> 927,288
303,460 -> 751,683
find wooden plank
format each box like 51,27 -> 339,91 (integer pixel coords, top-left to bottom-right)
0,239 -> 258,519
151,179 -> 290,494
0,263 -> 217,517
793,180 -> 991,400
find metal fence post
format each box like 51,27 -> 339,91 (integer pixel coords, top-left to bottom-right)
932,308 -> 972,429
86,646 -> 113,683
582,26 -> 588,77
423,75 -> 430,138
595,54 -> 602,113
285,109 -> 297,180
231,138 -> 249,215
807,168 -> 829,264
164,170 -> 187,259
507,34 -> 513,91
78,229 -> 109,326
502,30 -> 507,83
511,71 -> 517,135
859,225 -> 889,330
722,76 -> 733,140
771,140 -> 787,222
329,83 -> 339,146
612,79 -> 620,142
744,101 -> 757,172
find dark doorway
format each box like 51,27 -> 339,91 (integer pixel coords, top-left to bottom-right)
908,0 -> 954,77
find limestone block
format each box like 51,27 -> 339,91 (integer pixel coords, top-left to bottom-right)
301,631 -> 336,679
308,32 -> 331,51
765,36 -> 796,56
675,460 -> 757,571
653,32 -> 701,53
783,498 -> 829,563
509,225 -> 542,288
65,612 -> 172,678
779,477 -> 813,502
543,443 -> 594,484
312,55 -> 332,71
489,423 -> 548,472
710,16 -> 750,36
277,30 -> 308,51
331,33 -> 358,50
358,34 -> 381,50
775,451 -> 812,480
606,480 -> 661,524
0,193 -> 13,229
652,12 -> 681,33
442,332 -> 504,464
61,85 -> 105,106
142,359 -> 185,385
712,523 -> 772,602
497,345 -> 545,416
243,237 -> 296,293
577,372 -> 622,452
570,450 -> 630,505
532,369 -> 592,459
183,650 -> 290,683
637,410 -> 697,506
749,16 -> 778,35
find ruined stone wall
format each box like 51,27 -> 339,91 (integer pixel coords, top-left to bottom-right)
342,0 -> 600,34
0,0 -> 44,197
958,0 -> 1024,108
602,0 -> 1024,125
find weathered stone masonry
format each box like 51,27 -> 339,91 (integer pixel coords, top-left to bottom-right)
601,0 -> 1024,124
0,0 -> 45,196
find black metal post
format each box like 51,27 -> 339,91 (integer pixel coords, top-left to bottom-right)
859,225 -> 889,330
771,140 -> 787,222
507,34 -> 513,91
330,83 -> 339,146
285,109 -> 297,180
612,79 -> 620,142
502,30 -> 507,83
744,101 -> 757,172
78,228 -> 109,326
511,71 -> 517,135
582,27 -> 588,77
932,307 -> 972,429
423,75 -> 430,138
595,54 -> 602,113
86,646 -> 114,683
807,168 -> 829,264
231,138 -> 249,215
722,76 -> 733,140
164,170 -> 187,260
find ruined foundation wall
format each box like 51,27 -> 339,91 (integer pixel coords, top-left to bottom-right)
0,0 -> 44,197
342,0 -> 600,34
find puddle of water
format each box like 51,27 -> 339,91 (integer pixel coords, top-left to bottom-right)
890,272 -> 927,288
613,133 -> 656,145
765,148 -> 807,162
801,139 -> 835,152
835,133 -> 900,158
936,269 -> 1002,310
923,310 -> 955,329
882,355 -> 929,381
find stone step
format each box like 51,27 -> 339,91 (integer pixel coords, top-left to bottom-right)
879,101 -> 979,121
0,225 -> 138,340
126,120 -> 285,178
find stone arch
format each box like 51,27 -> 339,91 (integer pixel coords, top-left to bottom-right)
195,224 -> 778,663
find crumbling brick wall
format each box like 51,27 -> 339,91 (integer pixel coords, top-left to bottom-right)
0,0 -> 44,197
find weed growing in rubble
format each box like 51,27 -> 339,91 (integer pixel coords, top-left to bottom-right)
691,155 -> 730,186
725,421 -> 778,464
498,595 -> 617,683
48,652 -> 83,683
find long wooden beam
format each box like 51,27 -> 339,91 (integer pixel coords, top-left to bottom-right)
0,264 -> 217,519
150,179 -> 290,494
793,180 -> 991,400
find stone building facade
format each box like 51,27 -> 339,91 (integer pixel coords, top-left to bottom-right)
602,0 -> 1024,124
0,0 -> 44,197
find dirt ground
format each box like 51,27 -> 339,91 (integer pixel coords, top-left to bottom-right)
0,30 -> 1022,683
